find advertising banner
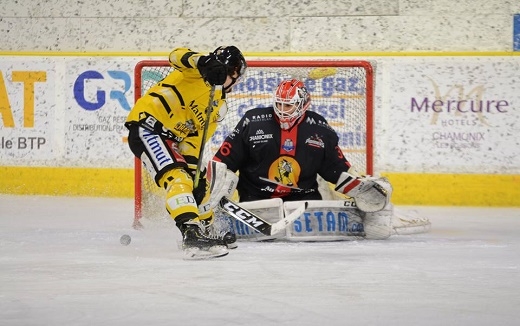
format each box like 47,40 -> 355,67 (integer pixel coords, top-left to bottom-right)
384,57 -> 519,174
1,55 -> 519,175
65,58 -> 136,167
0,60 -> 56,163
0,57 -> 139,168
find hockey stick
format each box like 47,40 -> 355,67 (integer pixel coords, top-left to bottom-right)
193,85 -> 220,188
219,197 -> 308,236
258,176 -> 304,191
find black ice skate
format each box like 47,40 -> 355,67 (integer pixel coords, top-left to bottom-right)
206,227 -> 237,249
204,220 -> 238,249
181,222 -> 229,260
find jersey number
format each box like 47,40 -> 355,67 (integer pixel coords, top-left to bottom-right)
219,141 -> 232,156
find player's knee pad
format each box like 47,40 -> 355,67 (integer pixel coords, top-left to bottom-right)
161,169 -> 198,223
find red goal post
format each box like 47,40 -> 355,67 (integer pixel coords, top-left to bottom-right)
133,59 -> 374,222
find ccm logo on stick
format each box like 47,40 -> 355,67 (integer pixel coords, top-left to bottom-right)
221,200 -> 266,228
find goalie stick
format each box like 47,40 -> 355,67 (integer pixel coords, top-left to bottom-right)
219,197 -> 308,236
258,176 -> 304,190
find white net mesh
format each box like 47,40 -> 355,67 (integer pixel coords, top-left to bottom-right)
135,60 -> 374,222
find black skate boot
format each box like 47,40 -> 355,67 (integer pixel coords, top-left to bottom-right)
205,222 -> 237,249
181,221 -> 229,260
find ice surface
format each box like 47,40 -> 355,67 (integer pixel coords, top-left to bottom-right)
1,195 -> 519,326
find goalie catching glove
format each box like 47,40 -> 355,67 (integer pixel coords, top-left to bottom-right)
334,172 -> 392,213
206,160 -> 238,209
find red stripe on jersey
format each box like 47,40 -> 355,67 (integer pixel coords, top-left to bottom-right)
273,127 -> 299,196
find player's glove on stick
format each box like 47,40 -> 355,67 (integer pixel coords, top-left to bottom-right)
197,54 -> 227,86
335,172 -> 392,213
207,160 -> 238,209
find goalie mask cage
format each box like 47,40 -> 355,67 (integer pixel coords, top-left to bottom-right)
134,60 -> 374,222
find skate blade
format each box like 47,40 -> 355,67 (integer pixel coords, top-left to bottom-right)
183,247 -> 229,260
227,242 -> 238,250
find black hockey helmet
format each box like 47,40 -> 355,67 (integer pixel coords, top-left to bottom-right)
212,46 -> 247,79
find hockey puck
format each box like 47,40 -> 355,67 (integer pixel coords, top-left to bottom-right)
120,234 -> 131,246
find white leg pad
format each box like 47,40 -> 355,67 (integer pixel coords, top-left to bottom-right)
363,203 -> 393,239
207,160 -> 238,209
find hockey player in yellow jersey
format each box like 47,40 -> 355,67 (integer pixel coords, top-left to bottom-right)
125,46 -> 247,259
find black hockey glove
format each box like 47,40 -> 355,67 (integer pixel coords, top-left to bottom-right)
197,54 -> 227,86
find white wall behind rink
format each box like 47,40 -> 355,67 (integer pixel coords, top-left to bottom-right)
0,55 -> 518,175
1,0 -> 517,52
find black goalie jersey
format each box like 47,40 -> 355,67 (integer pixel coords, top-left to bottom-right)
213,107 -> 353,201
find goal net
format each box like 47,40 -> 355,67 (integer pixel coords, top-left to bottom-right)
133,60 -> 374,224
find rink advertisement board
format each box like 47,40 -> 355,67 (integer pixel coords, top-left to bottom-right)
0,60 -> 56,161
64,58 -> 136,167
383,57 -> 520,174
0,57 -> 137,168
0,55 -> 519,176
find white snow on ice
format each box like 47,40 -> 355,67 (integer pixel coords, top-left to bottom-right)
1,195 -> 519,326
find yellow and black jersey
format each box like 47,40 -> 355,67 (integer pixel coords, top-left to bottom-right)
126,47 -> 226,162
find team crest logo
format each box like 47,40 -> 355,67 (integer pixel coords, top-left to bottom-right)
282,138 -> 294,152
174,119 -> 196,135
267,156 -> 301,189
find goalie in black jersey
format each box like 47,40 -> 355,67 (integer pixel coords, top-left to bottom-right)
124,46 -> 246,259
211,79 -> 391,213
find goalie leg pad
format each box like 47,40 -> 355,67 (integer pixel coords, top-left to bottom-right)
363,203 -> 393,240
207,160 -> 238,209
392,206 -> 432,235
